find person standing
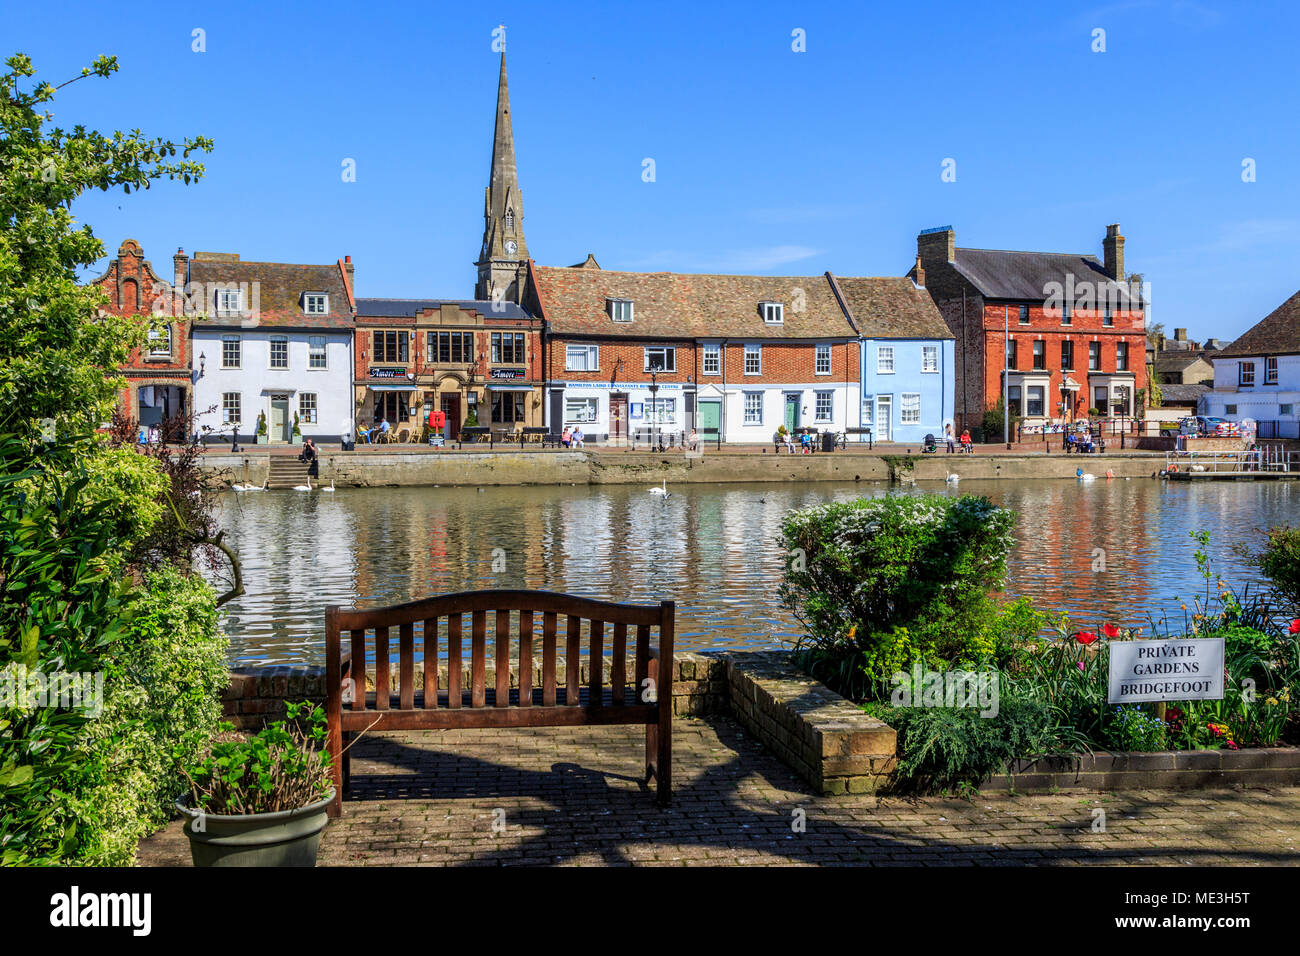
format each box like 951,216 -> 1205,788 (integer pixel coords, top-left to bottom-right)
945,423 -> 956,454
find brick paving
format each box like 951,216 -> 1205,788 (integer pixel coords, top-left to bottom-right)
138,716 -> 1300,866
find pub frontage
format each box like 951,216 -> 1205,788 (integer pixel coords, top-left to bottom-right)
354,298 -> 544,442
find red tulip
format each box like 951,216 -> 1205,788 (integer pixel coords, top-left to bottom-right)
1290,619 -> 1300,635
1074,631 -> 1098,645
1103,623 -> 1120,639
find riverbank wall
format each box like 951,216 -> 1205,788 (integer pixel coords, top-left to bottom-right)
200,449 -> 1165,488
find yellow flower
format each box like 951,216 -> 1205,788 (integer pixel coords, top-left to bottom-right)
1267,697 -> 1279,707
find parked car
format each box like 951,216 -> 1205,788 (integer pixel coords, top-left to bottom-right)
1179,416 -> 1238,437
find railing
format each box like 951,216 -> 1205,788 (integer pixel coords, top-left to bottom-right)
1164,445 -> 1300,473
1257,420 -> 1300,440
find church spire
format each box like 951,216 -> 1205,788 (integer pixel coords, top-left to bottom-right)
476,51 -> 528,303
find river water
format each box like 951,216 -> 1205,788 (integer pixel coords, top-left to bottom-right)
206,478 -> 1297,665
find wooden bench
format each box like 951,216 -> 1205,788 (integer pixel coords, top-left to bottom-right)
325,589 -> 675,817
844,427 -> 873,450
520,426 -> 549,445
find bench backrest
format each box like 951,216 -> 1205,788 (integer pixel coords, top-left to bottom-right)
326,590 -> 674,712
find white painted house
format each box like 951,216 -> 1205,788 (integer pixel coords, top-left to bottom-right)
187,252 -> 356,444
1201,290 -> 1300,440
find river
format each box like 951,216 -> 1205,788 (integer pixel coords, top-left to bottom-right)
205,478 -> 1296,665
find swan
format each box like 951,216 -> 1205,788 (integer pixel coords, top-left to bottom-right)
320,476 -> 335,491
648,479 -> 669,497
292,477 -> 313,492
1076,468 -> 1097,481
945,474 -> 959,483
233,477 -> 267,492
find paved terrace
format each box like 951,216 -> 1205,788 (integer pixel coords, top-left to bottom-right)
209,441 -> 1169,457
139,716 -> 1300,866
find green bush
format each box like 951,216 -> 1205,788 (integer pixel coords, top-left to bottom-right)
865,687 -> 1052,793
1252,525 -> 1300,613
781,493 -> 1017,698
1104,706 -> 1169,751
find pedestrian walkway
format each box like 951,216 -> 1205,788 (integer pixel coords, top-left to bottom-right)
138,717 -> 1300,866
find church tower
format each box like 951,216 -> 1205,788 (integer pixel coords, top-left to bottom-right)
475,53 -> 529,304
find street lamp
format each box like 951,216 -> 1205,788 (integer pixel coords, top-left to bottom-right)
649,368 -> 661,452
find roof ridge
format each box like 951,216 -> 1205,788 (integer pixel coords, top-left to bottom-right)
958,246 -> 1100,259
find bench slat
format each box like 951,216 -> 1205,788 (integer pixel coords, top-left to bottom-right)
375,626 -> 390,711
423,618 -> 437,709
542,612 -> 557,707
611,622 -> 627,706
519,611 -> 534,708
565,616 -> 580,706
399,622 -> 415,710
447,614 -> 462,709
589,620 -> 604,707
471,611 -> 486,708
495,610 -> 510,707
350,629 -> 366,711
635,624 -> 650,705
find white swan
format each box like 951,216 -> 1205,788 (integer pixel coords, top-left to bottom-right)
1076,468 -> 1097,481
945,473 -> 960,483
648,479 -> 669,497
293,477 -> 313,492
321,476 -> 335,491
233,477 -> 267,492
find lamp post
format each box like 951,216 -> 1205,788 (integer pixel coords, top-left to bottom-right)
649,369 -> 661,452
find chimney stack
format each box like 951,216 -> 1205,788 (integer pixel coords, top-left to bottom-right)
344,254 -> 354,289
1103,223 -> 1125,281
913,255 -> 926,288
918,226 -> 955,265
172,248 -> 188,316
1174,328 -> 1187,342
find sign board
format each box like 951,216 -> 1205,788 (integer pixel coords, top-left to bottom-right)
370,367 -> 407,379
490,367 -> 526,380
630,402 -> 644,420
1107,637 -> 1224,704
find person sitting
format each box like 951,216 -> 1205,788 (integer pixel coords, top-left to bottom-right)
1065,432 -> 1076,454
960,428 -> 973,453
799,431 -> 812,454
686,428 -> 699,452
358,424 -> 372,444
572,426 -> 585,448
378,417 -> 391,442
561,426 -> 572,448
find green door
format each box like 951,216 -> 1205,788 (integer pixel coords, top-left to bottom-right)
784,393 -> 800,433
698,400 -> 721,440
270,395 -> 291,442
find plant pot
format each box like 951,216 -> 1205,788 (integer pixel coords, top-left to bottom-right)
256,434 -> 269,445
176,789 -> 335,867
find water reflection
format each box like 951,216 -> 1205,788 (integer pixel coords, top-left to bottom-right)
207,479 -> 1295,665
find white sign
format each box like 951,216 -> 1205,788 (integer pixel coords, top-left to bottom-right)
1107,637 -> 1224,704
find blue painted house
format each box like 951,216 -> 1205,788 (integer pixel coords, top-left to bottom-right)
829,275 -> 955,444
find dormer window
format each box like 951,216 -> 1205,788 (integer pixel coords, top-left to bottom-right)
608,298 -> 634,323
303,293 -> 329,315
215,288 -> 243,314
761,301 -> 784,325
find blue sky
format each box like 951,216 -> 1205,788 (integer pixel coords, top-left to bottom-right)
5,0 -> 1297,342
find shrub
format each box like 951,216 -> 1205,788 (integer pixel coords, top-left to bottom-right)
56,567 -> 227,864
1105,706 -> 1169,751
781,493 -> 1017,698
1251,525 -> 1300,613
865,686 -> 1053,793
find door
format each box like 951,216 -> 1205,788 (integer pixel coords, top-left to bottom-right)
876,395 -> 892,442
784,393 -> 800,434
698,400 -> 721,442
270,394 -> 290,443
610,393 -> 628,442
441,394 -> 461,440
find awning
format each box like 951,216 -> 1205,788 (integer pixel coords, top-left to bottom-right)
487,385 -> 534,392
369,383 -> 416,392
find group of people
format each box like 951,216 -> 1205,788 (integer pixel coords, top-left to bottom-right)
943,424 -> 974,453
560,425 -> 585,448
357,417 -> 391,444
1066,429 -> 1097,453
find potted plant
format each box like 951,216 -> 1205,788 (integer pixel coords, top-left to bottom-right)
255,411 -> 268,445
291,412 -> 303,445
464,407 -> 480,428
176,701 -> 335,867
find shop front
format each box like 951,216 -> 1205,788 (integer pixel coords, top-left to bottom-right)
552,381 -> 690,444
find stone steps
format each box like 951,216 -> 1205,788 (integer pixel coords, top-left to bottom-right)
267,457 -> 311,489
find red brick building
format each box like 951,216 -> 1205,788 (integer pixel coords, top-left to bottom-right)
353,297 -> 544,441
912,224 -> 1147,432
531,260 -> 860,443
92,239 -> 191,436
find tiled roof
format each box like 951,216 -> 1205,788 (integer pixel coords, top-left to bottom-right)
189,258 -> 354,329
532,266 -> 856,339
1154,349 -> 1216,374
952,248 -> 1140,308
355,297 -> 533,320
830,276 -> 954,340
1160,384 -> 1210,404
1217,290 -> 1300,357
